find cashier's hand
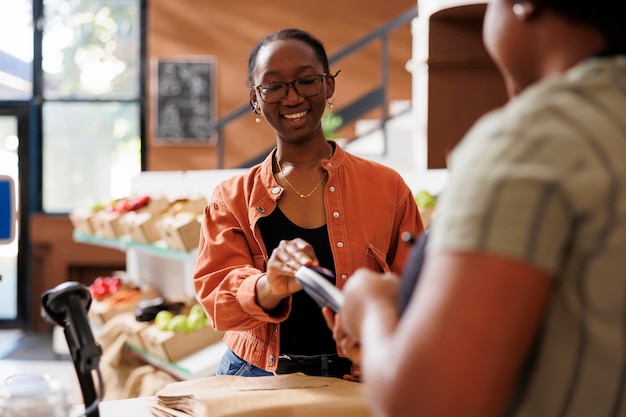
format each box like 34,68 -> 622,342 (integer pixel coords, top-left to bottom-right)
340,269 -> 401,341
324,269 -> 400,381
256,238 -> 318,311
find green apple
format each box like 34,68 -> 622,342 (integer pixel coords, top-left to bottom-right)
154,310 -> 174,331
185,313 -> 207,332
189,303 -> 206,319
415,190 -> 436,209
167,314 -> 189,333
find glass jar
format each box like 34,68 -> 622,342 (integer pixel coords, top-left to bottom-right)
0,373 -> 73,417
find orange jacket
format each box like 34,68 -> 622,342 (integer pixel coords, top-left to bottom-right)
194,143 -> 423,371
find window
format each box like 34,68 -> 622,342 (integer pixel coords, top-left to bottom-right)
42,0 -> 141,100
41,0 -> 143,212
0,0 -> 144,322
42,101 -> 140,211
0,1 -> 33,100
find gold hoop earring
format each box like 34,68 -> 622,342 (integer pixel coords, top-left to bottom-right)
512,2 -> 534,17
327,97 -> 335,111
253,107 -> 262,123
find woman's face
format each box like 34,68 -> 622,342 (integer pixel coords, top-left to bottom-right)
249,39 -> 333,144
483,0 -> 538,96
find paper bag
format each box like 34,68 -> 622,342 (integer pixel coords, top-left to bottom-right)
148,373 -> 373,417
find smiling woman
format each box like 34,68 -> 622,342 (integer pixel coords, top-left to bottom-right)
193,28 -> 423,381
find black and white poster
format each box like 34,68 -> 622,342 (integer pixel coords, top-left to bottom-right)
153,57 -> 217,145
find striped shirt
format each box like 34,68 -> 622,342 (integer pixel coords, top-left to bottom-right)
429,55 -> 626,417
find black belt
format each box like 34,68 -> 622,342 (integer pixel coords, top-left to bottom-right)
276,353 -> 352,378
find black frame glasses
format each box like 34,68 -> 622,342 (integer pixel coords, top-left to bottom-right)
253,73 -> 327,103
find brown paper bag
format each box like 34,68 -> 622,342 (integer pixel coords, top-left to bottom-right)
149,373 -> 374,417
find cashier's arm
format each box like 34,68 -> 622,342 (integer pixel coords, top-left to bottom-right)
343,251 -> 552,417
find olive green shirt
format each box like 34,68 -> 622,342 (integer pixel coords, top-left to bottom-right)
430,55 -> 626,417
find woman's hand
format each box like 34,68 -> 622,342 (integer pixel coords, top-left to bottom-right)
256,238 -> 318,310
322,306 -> 363,382
322,307 -> 362,364
267,238 -> 318,295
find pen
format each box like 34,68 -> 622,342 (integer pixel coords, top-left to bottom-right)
401,231 -> 416,245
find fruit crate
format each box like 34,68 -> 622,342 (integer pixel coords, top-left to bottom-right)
88,286 -> 160,325
140,324 -> 224,362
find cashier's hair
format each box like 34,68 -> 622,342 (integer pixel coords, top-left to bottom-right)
245,28 -> 330,87
520,0 -> 626,53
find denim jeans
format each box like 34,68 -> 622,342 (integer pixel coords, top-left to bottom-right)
216,348 -> 274,377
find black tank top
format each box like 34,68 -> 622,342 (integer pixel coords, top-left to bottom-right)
258,207 -> 337,355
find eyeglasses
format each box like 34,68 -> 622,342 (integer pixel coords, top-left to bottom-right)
254,73 -> 327,103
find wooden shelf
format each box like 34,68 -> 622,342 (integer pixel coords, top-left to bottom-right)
72,230 -> 128,251
73,231 -> 196,261
72,216 -> 221,381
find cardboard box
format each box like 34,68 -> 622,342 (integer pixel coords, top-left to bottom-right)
166,197 -> 207,217
179,197 -> 207,215
140,323 -> 224,363
86,196 -> 170,239
90,210 -> 127,238
121,316 -> 151,350
122,211 -> 163,244
158,214 -> 201,252
88,286 -> 160,326
69,208 -> 97,235
136,196 -> 170,216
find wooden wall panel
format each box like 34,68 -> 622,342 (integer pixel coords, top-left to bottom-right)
146,0 -> 416,170
424,4 -> 508,168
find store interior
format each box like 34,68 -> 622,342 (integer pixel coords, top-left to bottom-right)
0,0 -> 507,413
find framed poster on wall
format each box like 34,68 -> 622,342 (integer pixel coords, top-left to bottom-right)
152,57 -> 218,145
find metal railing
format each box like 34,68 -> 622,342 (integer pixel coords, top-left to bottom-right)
213,6 -> 418,168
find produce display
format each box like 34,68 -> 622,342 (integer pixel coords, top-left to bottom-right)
154,303 -> 209,334
71,192 -> 222,368
88,275 -> 143,307
139,300 -> 223,362
86,274 -> 160,325
70,194 -> 206,251
88,276 -> 123,300
135,297 -> 184,322
103,194 -> 151,213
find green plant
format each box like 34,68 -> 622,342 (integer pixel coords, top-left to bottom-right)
321,111 -> 343,140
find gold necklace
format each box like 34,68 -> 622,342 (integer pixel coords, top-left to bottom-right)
276,145 -> 332,199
